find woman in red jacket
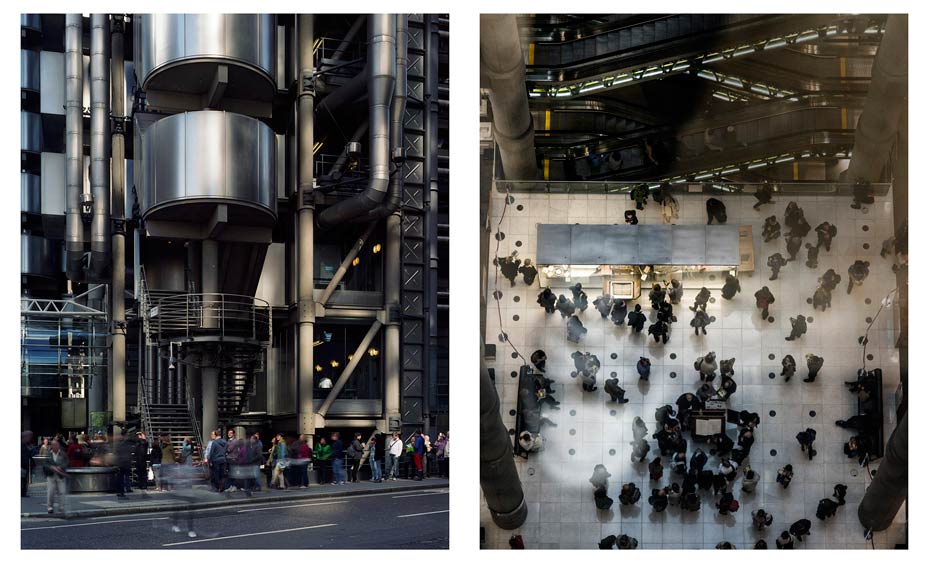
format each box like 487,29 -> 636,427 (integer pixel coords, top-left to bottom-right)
66,435 -> 85,468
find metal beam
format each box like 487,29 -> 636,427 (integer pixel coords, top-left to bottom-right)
316,319 -> 383,418
202,64 -> 229,109
316,222 -> 376,310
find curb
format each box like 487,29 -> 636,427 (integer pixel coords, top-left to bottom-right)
22,480 -> 448,520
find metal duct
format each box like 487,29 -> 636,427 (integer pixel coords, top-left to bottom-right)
316,65 -> 368,119
352,13 -> 407,222
845,15 -> 907,183
111,13 -> 127,422
65,14 -> 85,282
480,14 -> 537,180
316,14 -> 396,229
89,14 -> 111,280
480,358 -> 527,529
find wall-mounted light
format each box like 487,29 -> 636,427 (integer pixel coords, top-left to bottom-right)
352,257 -> 360,267
368,347 -> 380,357
315,364 -> 323,372
372,244 -> 382,254
330,360 -> 340,368
347,354 -> 354,361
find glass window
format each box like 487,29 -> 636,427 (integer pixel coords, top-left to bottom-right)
312,323 -> 382,400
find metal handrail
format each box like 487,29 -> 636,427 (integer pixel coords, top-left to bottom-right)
152,292 -> 272,344
137,375 -> 154,441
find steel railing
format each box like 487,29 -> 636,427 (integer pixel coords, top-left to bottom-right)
184,372 -> 204,462
149,293 -> 272,344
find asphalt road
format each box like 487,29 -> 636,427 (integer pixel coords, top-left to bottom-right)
22,488 -> 449,549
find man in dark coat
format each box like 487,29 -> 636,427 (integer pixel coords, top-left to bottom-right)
518,259 -> 537,285
567,315 -> 587,343
610,299 -> 627,326
648,320 -> 670,343
815,221 -> 837,251
571,283 -> 589,311
604,375 -> 629,403
627,304 -> 647,332
135,432 -> 149,490
762,215 -> 781,242
690,286 -> 711,312
706,198 -> 727,224
721,274 -> 740,300
847,260 -> 870,294
753,182 -> 774,210
537,288 -> 557,314
754,286 -> 775,318
804,354 -> 824,382
556,295 -> 575,318
785,235 -> 803,262
820,269 -> 842,292
785,314 -> 807,341
593,295 -> 613,318
499,254 -> 518,287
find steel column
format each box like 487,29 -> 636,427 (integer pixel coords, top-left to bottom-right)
110,14 -> 127,422
859,414 -> 908,531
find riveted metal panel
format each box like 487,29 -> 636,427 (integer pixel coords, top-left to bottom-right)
402,293 -> 423,317
403,319 -> 424,343
402,266 -> 424,290
402,240 -> 424,265
402,185 -> 424,210
403,347 -> 423,370
404,130 -> 424,158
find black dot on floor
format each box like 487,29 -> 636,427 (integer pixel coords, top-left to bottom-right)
610,410 -> 617,416
769,373 -> 776,379
513,295 -> 521,303
609,449 -> 617,456
495,232 -> 506,241
670,353 -> 677,360
866,317 -> 873,324
570,372 -> 578,378
768,353 -> 776,360
807,316 -> 814,323
768,316 -> 775,323
710,297 -> 717,304
509,429 -> 515,435
809,410 -> 817,417
610,371 -> 617,377
493,291 -> 502,300
509,409 -> 516,416
527,468 -> 535,476
511,352 -> 518,359
516,204 -> 524,211
510,371 -> 518,378
513,315 -> 520,322
769,410 -> 777,417
863,243 -> 870,250
570,409 -> 577,416
569,429 -> 576,436
516,240 -> 523,247
862,225 -> 869,232
865,298 -> 872,305
611,353 -> 618,360
806,298 -> 813,304
867,354 -> 874,361
770,449 -> 778,457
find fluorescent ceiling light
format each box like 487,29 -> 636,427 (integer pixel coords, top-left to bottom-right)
747,162 -> 768,170
774,156 -> 794,164
764,39 -> 787,50
703,55 -> 724,64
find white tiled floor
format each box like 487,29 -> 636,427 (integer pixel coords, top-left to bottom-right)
480,189 -> 906,549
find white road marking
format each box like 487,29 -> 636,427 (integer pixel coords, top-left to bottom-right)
22,517 -> 169,531
391,491 -> 449,499
162,523 -> 337,546
237,500 -> 347,513
396,509 -> 449,518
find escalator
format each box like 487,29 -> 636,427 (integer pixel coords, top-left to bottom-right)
525,14 -> 882,98
538,100 -> 859,182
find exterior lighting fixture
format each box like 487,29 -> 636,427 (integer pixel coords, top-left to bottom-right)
352,257 -> 360,267
368,348 -> 380,357
330,360 -> 340,368
347,354 -> 354,361
372,243 -> 382,254
315,364 -> 323,372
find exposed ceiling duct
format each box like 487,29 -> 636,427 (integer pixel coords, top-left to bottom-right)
317,14 -> 396,229
480,14 -> 538,180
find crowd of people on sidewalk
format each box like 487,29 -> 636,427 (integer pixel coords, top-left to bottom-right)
21,426 -> 450,514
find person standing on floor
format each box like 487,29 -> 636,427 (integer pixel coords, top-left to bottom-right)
742,466 -> 760,493
537,288 -> 557,314
754,286 -> 775,319
816,497 -> 839,520
721,274 -> 741,300
804,354 -> 824,382
499,253 -> 518,287
690,286 -> 711,312
777,464 -> 793,488
518,259 -> 537,286
784,201 -> 802,230
690,309 -> 714,335
649,283 -> 666,310
821,268 -> 842,292
45,438 -> 69,514
331,432 -> 346,484
768,252 -> 788,280
387,432 -> 402,481
593,295 -> 613,318
649,319 -> 670,343
811,285 -> 831,312
627,304 -> 647,333
605,375 -> 629,403
796,428 -> 817,460
847,260 -> 870,294
762,216 -> 782,242
556,295 -> 575,319
776,531 -> 795,549
753,182 -> 774,210
816,221 -> 837,251
804,243 -> 819,269
785,314 -> 807,341
668,279 -> 684,304
637,357 -> 652,381
625,209 -> 639,225
785,235 -> 803,262
580,369 -> 598,392
753,508 -> 774,531
571,283 -> 589,311
610,298 -> 627,326
834,483 -> 848,505
567,315 -> 587,343
347,433 -> 364,483
789,519 -> 812,542
781,354 -> 796,382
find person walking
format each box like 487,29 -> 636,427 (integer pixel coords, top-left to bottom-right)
179,437 -> 194,466
694,352 -> 718,382
648,488 -> 669,512
690,310 -> 714,335
649,319 -> 670,343
636,357 -> 652,381
627,304 -> 647,333
811,286 -> 831,312
834,483 -> 848,505
847,260 -> 870,294
45,438 -> 69,514
567,315 -> 587,343
610,298 -> 627,326
115,430 -> 134,497
571,283 -> 588,311
742,466 -> 761,493
821,268 -> 842,292
753,182 -> 774,210
412,430 -> 426,481
816,497 -> 839,520
619,482 -> 642,505
784,201 -> 802,229
767,253 -> 787,280
690,286 -> 711,312
160,435 -> 177,491
754,286 -> 775,319
134,432 -> 149,490
150,433 -> 164,491
648,283 -> 666,310
785,235 -> 803,262
776,531 -> 795,549
593,295 -> 613,318
605,375 -> 629,403
667,279 -> 684,304
804,243 -> 819,269
21,431 -> 33,498
785,314 -> 807,341
804,354 -> 824,382
499,254 -> 518,287
556,295 -> 575,319
753,509 -> 774,531
815,221 -> 837,251
789,518 -> 812,542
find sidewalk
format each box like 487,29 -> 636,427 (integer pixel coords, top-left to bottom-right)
22,477 -> 449,520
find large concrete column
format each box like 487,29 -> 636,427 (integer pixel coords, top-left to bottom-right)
480,358 -> 527,529
480,14 -> 537,180
859,414 -> 908,531
201,240 -> 219,441
110,13 -> 127,422
296,15 -> 318,435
